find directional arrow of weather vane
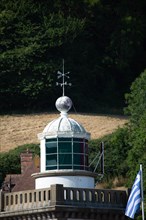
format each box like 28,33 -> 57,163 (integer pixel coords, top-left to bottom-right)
56,59 -> 72,96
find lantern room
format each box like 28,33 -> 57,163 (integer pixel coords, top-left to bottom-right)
32,96 -> 96,189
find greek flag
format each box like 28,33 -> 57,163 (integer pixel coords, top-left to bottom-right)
125,170 -> 141,219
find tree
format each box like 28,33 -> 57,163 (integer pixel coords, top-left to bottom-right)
0,0 -> 85,111
0,0 -> 146,112
125,69 -> 146,124
125,69 -> 146,192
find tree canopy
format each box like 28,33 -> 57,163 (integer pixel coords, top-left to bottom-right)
124,69 -> 146,189
0,0 -> 146,112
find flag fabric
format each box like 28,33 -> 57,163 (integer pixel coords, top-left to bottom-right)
125,170 -> 141,219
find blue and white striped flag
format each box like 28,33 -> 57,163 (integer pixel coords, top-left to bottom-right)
125,170 -> 141,219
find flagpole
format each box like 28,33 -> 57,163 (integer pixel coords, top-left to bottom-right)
140,164 -> 145,220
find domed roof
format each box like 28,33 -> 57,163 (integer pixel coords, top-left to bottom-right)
38,96 -> 90,140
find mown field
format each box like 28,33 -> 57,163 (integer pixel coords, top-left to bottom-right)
0,113 -> 128,153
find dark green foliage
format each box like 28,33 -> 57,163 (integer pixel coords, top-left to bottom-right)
0,0 -> 146,112
0,0 -> 85,111
125,69 -> 146,124
125,72 -> 146,215
89,127 -> 130,179
124,70 -> 146,191
104,127 -> 130,177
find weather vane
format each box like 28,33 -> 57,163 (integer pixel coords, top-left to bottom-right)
56,59 -> 72,96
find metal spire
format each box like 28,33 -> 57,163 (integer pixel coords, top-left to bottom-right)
56,59 -> 71,96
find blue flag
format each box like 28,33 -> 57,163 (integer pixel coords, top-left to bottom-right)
125,170 -> 141,219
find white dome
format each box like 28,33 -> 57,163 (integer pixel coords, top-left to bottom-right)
38,115 -> 90,140
44,116 -> 85,133
38,96 -> 90,140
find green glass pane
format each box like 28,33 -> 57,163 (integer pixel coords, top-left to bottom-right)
46,142 -> 57,147
58,142 -> 72,153
73,165 -> 84,170
73,138 -> 84,142
59,154 -> 72,165
46,155 -> 57,166
73,142 -> 84,153
46,138 -> 56,142
85,143 -> 88,154
85,155 -> 88,166
58,137 -> 72,142
73,154 -> 84,165
85,166 -> 89,171
46,166 -> 57,170
59,165 -> 72,169
46,142 -> 57,154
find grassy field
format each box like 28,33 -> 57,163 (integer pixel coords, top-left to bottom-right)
0,112 -> 128,153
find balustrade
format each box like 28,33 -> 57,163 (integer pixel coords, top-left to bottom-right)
63,187 -> 127,208
0,185 -> 128,213
1,188 -> 51,212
